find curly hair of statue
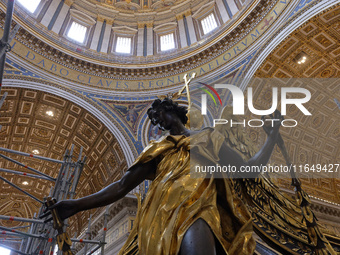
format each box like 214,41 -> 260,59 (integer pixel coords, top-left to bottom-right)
147,98 -> 188,126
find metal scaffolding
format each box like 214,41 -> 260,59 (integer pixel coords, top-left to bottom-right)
0,144 -> 109,255
0,2 -> 107,253
0,1 -> 110,254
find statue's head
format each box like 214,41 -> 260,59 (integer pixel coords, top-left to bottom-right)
147,98 -> 188,130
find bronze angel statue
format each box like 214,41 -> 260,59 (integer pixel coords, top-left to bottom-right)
41,76 -> 338,255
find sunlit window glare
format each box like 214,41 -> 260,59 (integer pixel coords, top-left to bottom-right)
67,22 -> 87,44
160,33 -> 175,51
17,0 -> 41,13
201,13 -> 218,34
46,110 -> 54,117
116,37 -> 132,54
0,247 -> 11,255
297,56 -> 307,64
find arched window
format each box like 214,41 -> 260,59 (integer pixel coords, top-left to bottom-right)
64,9 -> 96,45
116,37 -> 132,54
201,13 -> 218,34
17,0 -> 41,13
67,21 -> 88,44
154,23 -> 178,53
111,26 -> 137,55
160,33 -> 175,51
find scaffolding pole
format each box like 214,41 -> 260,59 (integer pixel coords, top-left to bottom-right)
0,215 -> 44,224
71,239 -> 103,245
24,213 -> 37,254
101,206 -> 109,255
0,153 -> 56,180
52,150 -> 67,198
88,243 -> 103,255
0,143 -> 90,254
0,167 -> 55,181
67,147 -> 84,198
0,92 -> 7,110
0,225 -> 44,239
70,232 -> 77,254
0,239 -> 22,243
59,146 -> 74,201
0,0 -> 15,91
0,147 -> 64,164
6,225 -> 30,229
84,214 -> 92,255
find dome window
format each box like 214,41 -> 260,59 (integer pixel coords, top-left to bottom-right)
116,37 -> 132,54
67,21 -> 87,44
17,0 -> 41,13
160,33 -> 175,51
201,13 -> 218,35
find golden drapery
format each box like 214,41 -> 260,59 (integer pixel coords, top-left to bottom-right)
118,128 -> 256,255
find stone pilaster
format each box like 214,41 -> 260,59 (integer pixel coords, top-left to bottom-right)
227,0 -> 239,16
176,14 -> 187,48
51,1 -> 71,34
146,23 -> 153,56
41,0 -> 61,27
137,23 -> 144,56
216,0 -> 230,23
101,19 -> 114,53
185,11 -> 197,44
90,17 -> 104,50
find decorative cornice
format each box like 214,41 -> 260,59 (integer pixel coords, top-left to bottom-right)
192,2 -> 214,19
146,22 -> 154,28
176,10 -> 192,20
106,19 -> 114,25
137,23 -> 145,29
153,22 -> 177,32
176,14 -> 184,20
112,25 -> 138,33
69,9 -> 96,26
97,15 -> 105,22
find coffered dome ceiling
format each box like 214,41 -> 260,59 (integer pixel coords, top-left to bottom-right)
252,5 -> 340,203
0,87 -> 128,234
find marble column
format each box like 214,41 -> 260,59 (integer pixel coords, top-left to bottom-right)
227,0 -> 239,16
216,0 -> 230,23
51,0 -> 73,34
137,24 -> 144,56
100,20 -> 113,53
90,17 -> 104,51
176,15 -> 188,48
41,0 -> 61,28
146,23 -> 153,56
185,11 -> 197,44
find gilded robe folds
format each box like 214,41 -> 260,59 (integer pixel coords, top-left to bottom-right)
119,128 -> 255,255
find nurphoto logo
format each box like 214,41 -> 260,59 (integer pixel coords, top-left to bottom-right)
200,84 -> 312,127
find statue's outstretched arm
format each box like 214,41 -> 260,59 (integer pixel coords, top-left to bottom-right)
41,159 -> 157,221
218,110 -> 281,175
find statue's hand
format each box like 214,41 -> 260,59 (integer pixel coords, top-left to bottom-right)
261,109 -> 283,137
40,199 -> 79,222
